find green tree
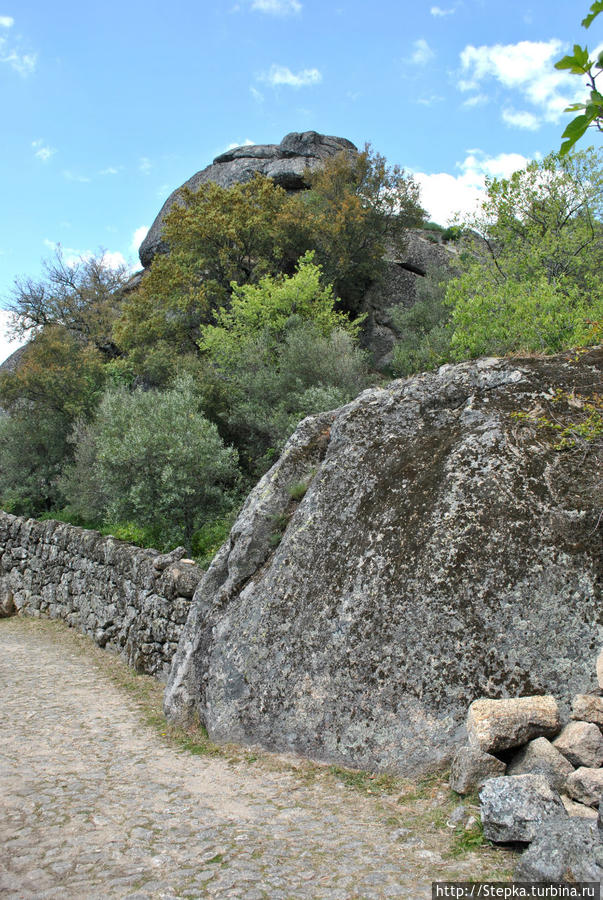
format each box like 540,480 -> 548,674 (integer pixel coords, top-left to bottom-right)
0,327 -> 106,513
197,254 -> 369,470
7,248 -> 129,356
445,149 -> 603,359
114,146 -> 424,379
61,376 -> 239,548
555,2 -> 603,154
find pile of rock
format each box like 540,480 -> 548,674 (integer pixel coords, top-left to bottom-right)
450,650 -> 603,882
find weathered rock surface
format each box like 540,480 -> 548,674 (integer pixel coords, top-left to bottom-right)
514,818 -> 603,883
0,588 -> 16,617
561,795 -> 598,819
479,774 -> 568,843
572,693 -> 603,728
553,721 -> 603,768
164,349 -> 602,773
467,697 -> 561,754
506,737 -> 574,793
0,514 -> 200,678
597,649 -> 603,691
138,131 -> 357,267
450,746 -> 506,794
565,767 -> 603,807
358,235 -> 457,369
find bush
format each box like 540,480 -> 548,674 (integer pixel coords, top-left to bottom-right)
61,375 -> 240,548
390,264 -> 453,376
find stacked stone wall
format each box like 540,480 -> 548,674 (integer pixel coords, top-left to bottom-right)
0,512 -> 201,679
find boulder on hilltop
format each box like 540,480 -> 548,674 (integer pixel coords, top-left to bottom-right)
164,348 -> 602,774
139,131 -> 357,268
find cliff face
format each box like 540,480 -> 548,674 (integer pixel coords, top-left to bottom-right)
164,349 -> 602,774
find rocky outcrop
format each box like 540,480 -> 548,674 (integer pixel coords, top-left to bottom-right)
139,131 -> 357,268
0,514 -> 201,678
164,348 -> 602,773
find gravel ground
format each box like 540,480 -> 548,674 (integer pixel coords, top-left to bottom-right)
0,616 -> 512,899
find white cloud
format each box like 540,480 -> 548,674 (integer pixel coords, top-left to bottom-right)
139,157 -> 152,175
502,108 -> 540,130
462,94 -> 488,108
251,0 -> 301,14
131,226 -> 149,254
409,38 -> 434,65
250,86 -> 264,103
430,6 -> 455,16
0,42 -> 36,75
413,150 -> 532,225
261,64 -> 322,88
0,309 -> 25,367
32,139 -> 56,162
99,166 -> 120,175
0,17 -> 36,75
224,138 -> 255,152
416,94 -> 444,106
458,39 -> 582,126
62,170 -> 90,183
103,250 -> 128,271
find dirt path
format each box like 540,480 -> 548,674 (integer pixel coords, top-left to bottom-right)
0,617 -> 511,899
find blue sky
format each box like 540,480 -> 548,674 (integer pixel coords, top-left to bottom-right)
0,0 -> 600,360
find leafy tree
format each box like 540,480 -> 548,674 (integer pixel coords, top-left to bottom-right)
445,149 -> 603,358
0,327 -> 107,514
7,248 -> 129,356
555,2 -> 603,154
197,254 -> 369,470
61,376 -> 239,548
293,145 -> 425,312
114,146 -> 424,378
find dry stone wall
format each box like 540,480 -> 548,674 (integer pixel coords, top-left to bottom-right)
0,512 -> 201,679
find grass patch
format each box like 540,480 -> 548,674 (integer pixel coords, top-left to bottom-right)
328,764 -> 399,796
447,818 -> 486,858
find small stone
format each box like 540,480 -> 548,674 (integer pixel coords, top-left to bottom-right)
450,745 -> 506,794
152,547 -> 187,572
571,694 -> 603,728
479,774 -> 568,843
467,696 -> 560,754
552,721 -> 603,768
597,649 -> 603,691
565,767 -> 603,807
0,590 -> 16,618
447,805 -> 471,828
561,795 -> 598,819
507,737 -> 573,792
514,817 -> 603,883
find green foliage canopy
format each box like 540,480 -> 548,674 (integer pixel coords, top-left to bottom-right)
445,149 -> 603,359
61,376 -> 239,547
115,146 -> 424,380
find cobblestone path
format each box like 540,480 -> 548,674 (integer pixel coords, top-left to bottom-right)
0,618 -> 507,899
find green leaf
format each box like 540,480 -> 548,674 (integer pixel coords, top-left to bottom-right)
564,103 -> 587,112
559,114 -> 593,155
582,1 -> 603,28
596,50 -> 603,69
554,48 -> 590,74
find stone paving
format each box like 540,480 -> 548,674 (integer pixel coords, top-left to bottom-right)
0,618 -> 509,899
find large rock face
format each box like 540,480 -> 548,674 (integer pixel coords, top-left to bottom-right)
139,131 -> 357,267
164,349 -> 602,773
